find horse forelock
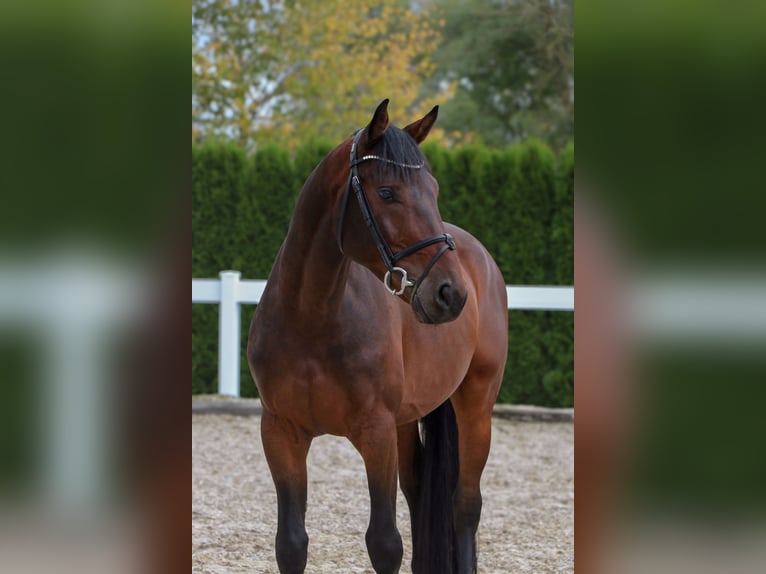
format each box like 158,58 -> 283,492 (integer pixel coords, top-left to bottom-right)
366,126 -> 431,184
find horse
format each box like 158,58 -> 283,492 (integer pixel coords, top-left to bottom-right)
247,99 -> 508,574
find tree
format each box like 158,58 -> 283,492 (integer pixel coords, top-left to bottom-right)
192,0 -> 453,150
424,0 -> 573,148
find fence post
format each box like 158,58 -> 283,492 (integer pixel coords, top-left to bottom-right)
218,271 -> 241,396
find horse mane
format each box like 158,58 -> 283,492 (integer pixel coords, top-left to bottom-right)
365,125 -> 431,184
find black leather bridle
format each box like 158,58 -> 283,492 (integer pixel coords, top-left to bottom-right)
337,128 -> 456,297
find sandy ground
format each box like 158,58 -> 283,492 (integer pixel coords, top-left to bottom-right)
192,413 -> 573,573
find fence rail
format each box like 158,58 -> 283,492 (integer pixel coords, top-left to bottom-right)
193,271 -> 574,397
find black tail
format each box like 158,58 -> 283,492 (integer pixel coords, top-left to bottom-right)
411,399 -> 459,574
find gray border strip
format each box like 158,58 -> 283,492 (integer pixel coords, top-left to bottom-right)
192,396 -> 573,422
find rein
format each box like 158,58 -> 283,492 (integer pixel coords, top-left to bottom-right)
337,129 -> 456,297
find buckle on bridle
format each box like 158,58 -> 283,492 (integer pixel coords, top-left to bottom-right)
384,266 -> 414,296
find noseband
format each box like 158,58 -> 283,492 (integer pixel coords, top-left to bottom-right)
337,129 -> 456,297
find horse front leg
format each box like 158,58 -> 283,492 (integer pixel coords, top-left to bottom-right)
397,420 -> 422,561
350,411 -> 404,574
451,387 -> 495,574
261,409 -> 312,574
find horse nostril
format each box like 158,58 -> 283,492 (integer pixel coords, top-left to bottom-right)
437,283 -> 453,308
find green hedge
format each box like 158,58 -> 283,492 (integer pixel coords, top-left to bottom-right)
192,139 -> 573,405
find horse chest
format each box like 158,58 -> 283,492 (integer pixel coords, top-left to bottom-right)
251,323 -> 399,431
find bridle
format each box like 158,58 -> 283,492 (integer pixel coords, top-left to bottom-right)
337,128 -> 456,297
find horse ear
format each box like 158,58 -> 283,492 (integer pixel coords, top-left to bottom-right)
367,99 -> 390,143
404,105 -> 439,144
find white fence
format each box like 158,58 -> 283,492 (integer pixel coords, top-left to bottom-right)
192,271 -> 574,397
0,253 -> 143,509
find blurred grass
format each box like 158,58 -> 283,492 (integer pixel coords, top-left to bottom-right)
629,352 -> 766,518
0,2 -> 188,573
577,1 -> 766,260
0,0 -> 186,252
0,335 -> 38,497
577,3 -> 766,572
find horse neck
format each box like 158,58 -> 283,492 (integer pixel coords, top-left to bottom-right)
275,157 -> 351,322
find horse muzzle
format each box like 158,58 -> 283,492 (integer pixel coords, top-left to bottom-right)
411,279 -> 468,324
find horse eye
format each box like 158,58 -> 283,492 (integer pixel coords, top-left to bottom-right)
377,188 -> 395,202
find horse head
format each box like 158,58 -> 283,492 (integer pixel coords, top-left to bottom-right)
336,99 -> 468,324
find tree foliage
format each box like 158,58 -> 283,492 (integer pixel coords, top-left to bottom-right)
424,0 -> 573,148
192,0 -> 452,150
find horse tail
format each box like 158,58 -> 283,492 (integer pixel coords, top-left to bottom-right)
411,398 -> 459,574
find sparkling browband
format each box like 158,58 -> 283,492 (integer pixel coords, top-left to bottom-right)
353,155 -> 425,169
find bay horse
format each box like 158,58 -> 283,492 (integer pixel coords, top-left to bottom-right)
247,100 -> 508,574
